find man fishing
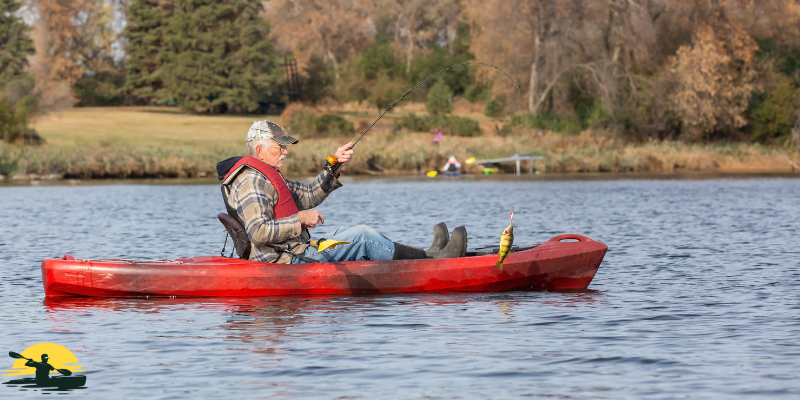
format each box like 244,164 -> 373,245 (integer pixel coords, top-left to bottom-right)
25,354 -> 55,380
217,120 -> 467,264
441,156 -> 461,176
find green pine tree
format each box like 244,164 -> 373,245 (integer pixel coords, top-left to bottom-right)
0,0 -> 38,143
124,0 -> 174,103
163,0 -> 274,113
426,79 -> 453,116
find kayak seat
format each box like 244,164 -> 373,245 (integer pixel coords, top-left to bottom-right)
218,213 -> 251,259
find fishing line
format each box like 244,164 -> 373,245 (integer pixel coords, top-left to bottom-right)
349,62 -> 521,147
342,61 -> 524,243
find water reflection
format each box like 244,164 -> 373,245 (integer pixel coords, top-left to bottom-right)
43,292 -> 604,314
42,292 -> 604,347
223,300 -> 311,355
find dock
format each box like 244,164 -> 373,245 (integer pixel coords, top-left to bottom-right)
473,154 -> 543,175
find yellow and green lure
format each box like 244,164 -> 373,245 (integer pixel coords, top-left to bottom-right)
496,212 -> 514,269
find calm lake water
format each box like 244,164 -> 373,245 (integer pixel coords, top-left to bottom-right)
1,175 -> 799,398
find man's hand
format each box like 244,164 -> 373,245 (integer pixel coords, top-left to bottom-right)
298,210 -> 324,229
335,142 -> 354,166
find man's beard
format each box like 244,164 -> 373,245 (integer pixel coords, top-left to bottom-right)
278,154 -> 286,162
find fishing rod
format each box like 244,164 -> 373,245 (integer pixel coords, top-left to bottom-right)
326,62 -> 521,170
322,61 -> 523,266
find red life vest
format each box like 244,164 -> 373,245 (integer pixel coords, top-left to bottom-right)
222,156 -> 300,220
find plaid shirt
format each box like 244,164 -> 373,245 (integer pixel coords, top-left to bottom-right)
228,167 -> 342,263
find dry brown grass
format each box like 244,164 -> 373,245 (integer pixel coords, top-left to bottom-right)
287,128 -> 798,175
2,106 -> 796,179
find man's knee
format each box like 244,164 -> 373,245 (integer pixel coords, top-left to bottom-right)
349,224 -> 376,238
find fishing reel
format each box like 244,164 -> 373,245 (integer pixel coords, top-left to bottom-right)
324,155 -> 340,173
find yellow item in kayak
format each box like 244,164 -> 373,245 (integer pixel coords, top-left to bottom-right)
426,170 -> 438,177
465,157 -> 476,164
310,239 -> 350,253
496,214 -> 514,269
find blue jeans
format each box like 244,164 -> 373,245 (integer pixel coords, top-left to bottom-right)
291,225 -> 395,264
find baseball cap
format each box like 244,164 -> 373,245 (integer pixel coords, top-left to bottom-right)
245,120 -> 299,145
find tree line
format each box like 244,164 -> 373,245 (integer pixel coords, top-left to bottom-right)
2,0 -> 800,145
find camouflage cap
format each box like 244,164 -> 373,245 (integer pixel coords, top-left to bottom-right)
245,120 -> 299,145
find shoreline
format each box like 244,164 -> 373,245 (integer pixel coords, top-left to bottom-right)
3,106 -> 798,183
2,170 -> 798,187
2,136 -> 798,182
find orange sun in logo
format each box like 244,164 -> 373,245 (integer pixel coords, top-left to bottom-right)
3,343 -> 85,376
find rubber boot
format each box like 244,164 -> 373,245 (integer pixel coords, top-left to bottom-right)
426,222 -> 449,253
426,226 -> 467,259
393,243 -> 428,260
393,224 -> 466,260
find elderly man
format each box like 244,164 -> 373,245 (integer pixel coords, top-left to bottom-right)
216,120 -> 467,264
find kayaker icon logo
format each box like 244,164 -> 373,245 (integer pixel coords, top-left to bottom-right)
2,343 -> 87,391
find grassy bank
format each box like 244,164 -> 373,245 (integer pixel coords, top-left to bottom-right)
1,106 -> 798,180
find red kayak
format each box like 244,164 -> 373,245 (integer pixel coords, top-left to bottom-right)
41,234 -> 607,297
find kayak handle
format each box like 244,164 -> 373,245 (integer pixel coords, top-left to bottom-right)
547,234 -> 592,243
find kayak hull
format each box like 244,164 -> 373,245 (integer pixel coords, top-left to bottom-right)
2,375 -> 87,388
41,234 -> 607,297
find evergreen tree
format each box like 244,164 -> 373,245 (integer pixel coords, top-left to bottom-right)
124,0 -> 174,103
426,80 -> 453,116
0,0 -> 34,83
163,0 -> 273,113
0,0 -> 38,143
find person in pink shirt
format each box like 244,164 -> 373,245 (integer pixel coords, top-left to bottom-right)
433,129 -> 443,146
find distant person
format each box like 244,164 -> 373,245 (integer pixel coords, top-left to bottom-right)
433,129 -> 443,146
216,120 -> 467,263
442,156 -> 461,176
25,354 -> 55,380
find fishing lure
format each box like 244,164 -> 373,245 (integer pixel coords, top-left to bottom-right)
322,62 -> 523,264
496,212 -> 514,269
